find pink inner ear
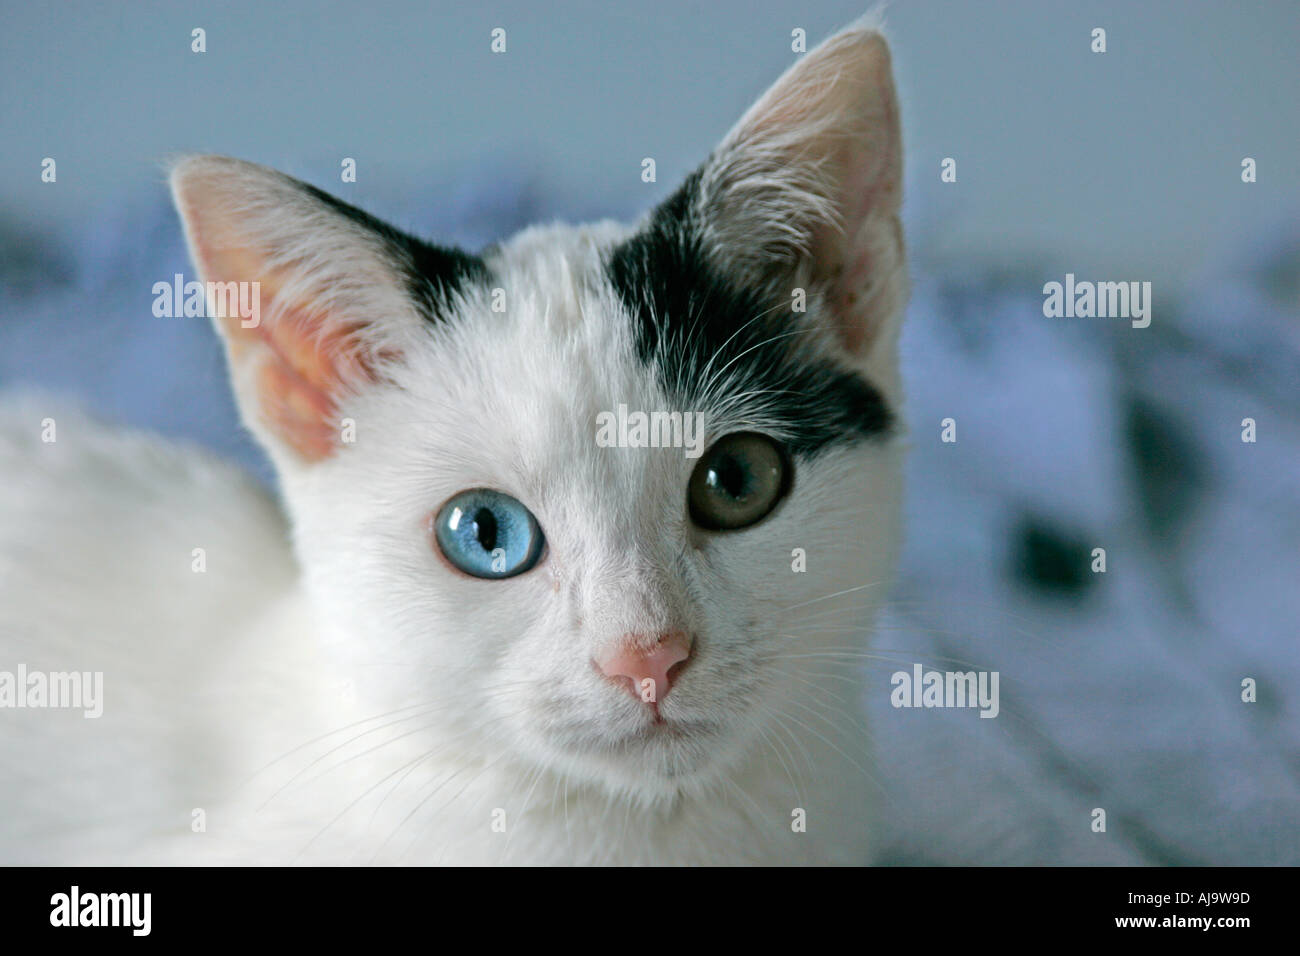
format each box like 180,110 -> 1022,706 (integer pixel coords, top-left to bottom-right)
174,167 -> 406,465
822,226 -> 890,355
812,140 -> 903,357
224,307 -> 381,463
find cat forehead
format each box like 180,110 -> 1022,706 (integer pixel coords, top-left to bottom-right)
483,220 -> 638,342
407,202 -> 894,463
407,221 -> 651,399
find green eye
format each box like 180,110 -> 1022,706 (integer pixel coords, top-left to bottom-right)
688,432 -> 791,531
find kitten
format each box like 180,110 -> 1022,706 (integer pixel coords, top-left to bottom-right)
0,16 -> 907,865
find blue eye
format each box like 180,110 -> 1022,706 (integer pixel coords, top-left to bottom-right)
433,489 -> 545,579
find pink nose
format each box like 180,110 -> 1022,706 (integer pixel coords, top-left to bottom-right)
595,632 -> 692,705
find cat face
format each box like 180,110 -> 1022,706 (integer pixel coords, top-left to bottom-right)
171,22 -> 907,800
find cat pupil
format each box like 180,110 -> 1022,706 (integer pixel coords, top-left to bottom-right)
473,508 -> 498,551
714,456 -> 748,500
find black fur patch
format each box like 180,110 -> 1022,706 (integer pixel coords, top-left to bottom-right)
302,182 -> 490,323
605,171 -> 893,458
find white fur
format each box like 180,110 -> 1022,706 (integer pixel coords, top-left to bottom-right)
0,18 -> 907,865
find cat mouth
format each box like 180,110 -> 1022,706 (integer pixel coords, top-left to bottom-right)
539,709 -> 722,769
530,712 -> 728,785
549,716 -> 709,749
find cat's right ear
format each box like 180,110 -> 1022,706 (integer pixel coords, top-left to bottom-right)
169,155 -> 486,469
690,18 -> 906,382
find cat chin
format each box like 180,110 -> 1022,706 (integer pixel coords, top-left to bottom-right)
558,755 -> 736,804
517,715 -> 756,801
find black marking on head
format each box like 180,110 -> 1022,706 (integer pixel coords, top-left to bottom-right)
301,182 -> 490,324
605,170 -> 893,458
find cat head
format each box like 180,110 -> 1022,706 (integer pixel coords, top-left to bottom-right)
171,20 -> 907,801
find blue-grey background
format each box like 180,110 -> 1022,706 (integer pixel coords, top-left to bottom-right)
1,0 -> 1297,863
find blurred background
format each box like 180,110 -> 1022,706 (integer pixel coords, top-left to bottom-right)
1,0 -> 1297,863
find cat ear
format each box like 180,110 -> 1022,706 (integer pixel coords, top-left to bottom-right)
699,18 -> 905,361
169,155 -> 486,467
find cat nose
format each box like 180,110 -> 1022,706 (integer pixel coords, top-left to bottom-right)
595,631 -> 692,706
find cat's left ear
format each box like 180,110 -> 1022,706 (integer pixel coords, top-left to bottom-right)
170,155 -> 486,469
700,18 -> 906,372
